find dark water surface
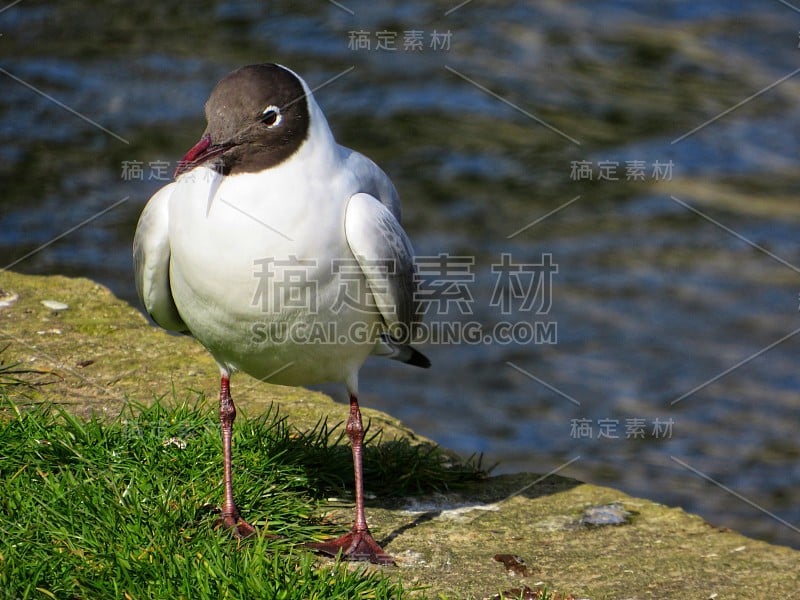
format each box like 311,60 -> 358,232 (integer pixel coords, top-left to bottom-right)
2,1 -> 800,548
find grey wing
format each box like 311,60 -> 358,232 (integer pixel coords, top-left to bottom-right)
342,149 -> 402,222
132,183 -> 188,333
344,192 -> 419,337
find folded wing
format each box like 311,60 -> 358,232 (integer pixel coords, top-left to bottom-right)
344,192 -> 429,368
132,183 -> 188,333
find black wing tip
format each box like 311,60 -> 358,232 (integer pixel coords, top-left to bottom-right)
379,332 -> 431,368
407,347 -> 431,369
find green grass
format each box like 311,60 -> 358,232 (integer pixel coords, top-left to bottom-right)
0,390 -> 485,600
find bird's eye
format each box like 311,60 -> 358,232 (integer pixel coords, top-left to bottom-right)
260,105 -> 282,128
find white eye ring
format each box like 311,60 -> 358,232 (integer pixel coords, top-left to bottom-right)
261,105 -> 282,128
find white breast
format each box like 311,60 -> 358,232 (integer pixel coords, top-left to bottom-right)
167,164 -> 380,387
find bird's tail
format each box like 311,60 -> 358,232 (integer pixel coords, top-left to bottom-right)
374,333 -> 431,368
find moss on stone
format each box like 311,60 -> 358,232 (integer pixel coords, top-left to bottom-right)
1,271 -> 798,598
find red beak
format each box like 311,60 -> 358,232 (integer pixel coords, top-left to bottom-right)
174,134 -> 232,178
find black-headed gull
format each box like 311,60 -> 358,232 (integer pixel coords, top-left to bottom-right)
133,63 -> 429,565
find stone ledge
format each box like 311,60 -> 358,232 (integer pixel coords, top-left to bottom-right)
1,271 -> 798,598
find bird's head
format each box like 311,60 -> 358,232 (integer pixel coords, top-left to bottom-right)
174,63 -> 311,178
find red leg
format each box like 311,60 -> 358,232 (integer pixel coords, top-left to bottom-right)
213,373 -> 256,538
308,394 -> 394,565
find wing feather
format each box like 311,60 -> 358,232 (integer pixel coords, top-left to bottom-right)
132,183 -> 188,332
344,192 -> 419,339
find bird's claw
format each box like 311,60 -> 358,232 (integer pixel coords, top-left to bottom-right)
308,530 -> 395,565
214,513 -> 257,539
